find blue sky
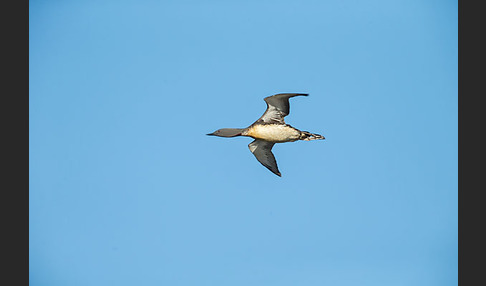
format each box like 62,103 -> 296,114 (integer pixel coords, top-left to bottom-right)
30,0 -> 457,285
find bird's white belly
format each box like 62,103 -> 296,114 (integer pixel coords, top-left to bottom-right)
247,124 -> 301,143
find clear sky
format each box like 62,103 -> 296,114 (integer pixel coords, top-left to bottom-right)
30,0 -> 458,285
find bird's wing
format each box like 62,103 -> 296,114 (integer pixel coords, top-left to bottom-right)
248,139 -> 281,176
256,93 -> 308,124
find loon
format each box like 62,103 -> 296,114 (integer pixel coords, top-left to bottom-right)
207,93 -> 325,177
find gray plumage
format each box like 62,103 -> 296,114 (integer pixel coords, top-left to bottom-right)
257,93 -> 308,124
248,139 -> 280,176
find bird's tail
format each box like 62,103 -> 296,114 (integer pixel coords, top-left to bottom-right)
300,131 -> 325,141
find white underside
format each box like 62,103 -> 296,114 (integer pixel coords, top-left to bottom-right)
247,124 -> 301,143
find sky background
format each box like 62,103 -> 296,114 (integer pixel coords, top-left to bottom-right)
30,0 -> 458,285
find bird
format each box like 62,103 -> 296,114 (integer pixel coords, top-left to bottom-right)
207,93 -> 325,176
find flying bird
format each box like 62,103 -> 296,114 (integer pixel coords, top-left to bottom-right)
207,93 -> 325,176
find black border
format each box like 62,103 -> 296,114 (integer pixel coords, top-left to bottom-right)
2,0 -> 29,284
458,1 -> 479,285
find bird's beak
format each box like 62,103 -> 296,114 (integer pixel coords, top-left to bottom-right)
206,132 -> 215,136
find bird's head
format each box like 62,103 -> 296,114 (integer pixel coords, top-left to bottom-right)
206,128 -> 244,138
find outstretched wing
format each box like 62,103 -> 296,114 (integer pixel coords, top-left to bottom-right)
257,93 -> 308,124
248,139 -> 281,176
